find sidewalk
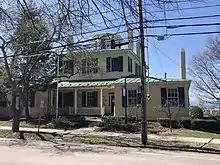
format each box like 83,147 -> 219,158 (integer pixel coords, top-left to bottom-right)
1,126 -> 220,144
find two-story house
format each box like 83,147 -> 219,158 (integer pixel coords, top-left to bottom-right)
14,30 -> 191,120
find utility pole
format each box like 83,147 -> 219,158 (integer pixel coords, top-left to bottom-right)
124,78 -> 128,124
56,53 -> 59,120
138,0 -> 148,145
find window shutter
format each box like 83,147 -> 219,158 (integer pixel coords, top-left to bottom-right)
82,91 -> 86,107
106,57 -> 111,72
178,87 -> 185,107
138,65 -> 141,76
122,88 -> 126,107
137,86 -> 141,104
128,57 -> 130,72
130,58 -> 133,73
161,88 -> 167,105
118,56 -> 123,72
93,58 -> 98,73
58,92 -> 63,107
69,60 -> 74,74
82,59 -> 86,73
92,91 -> 98,107
29,91 -> 35,107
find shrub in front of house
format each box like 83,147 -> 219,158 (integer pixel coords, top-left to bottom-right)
100,116 -> 140,133
51,116 -> 89,129
158,118 -> 179,128
190,118 -> 220,131
189,106 -> 204,119
179,117 -> 191,129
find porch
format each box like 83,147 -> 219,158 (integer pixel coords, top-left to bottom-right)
49,81 -> 116,117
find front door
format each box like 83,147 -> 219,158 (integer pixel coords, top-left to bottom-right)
109,94 -> 115,116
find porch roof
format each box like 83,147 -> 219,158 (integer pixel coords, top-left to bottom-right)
58,80 -> 115,88
58,77 -> 190,88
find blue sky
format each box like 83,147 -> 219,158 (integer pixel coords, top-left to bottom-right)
145,0 -> 220,105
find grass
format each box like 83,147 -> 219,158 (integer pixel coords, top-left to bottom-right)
64,135 -> 220,152
0,129 -> 57,140
0,120 -> 53,128
0,129 -> 219,154
0,119 -> 220,140
171,129 -> 220,139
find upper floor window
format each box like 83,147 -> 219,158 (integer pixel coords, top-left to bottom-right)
161,87 -> 185,107
82,58 -> 98,74
29,91 -> 35,107
128,57 -> 132,73
63,60 -> 74,74
135,63 -> 140,76
106,56 -> 123,72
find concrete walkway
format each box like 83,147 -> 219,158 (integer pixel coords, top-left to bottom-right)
1,126 -> 220,144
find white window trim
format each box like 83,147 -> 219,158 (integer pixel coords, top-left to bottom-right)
109,57 -> 121,72
85,91 -> 98,107
127,89 -> 138,107
167,88 -> 179,107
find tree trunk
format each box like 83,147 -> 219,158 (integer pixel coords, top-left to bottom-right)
12,91 -> 20,132
24,86 -> 30,120
168,108 -> 172,133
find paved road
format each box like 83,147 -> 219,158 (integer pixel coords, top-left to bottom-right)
1,126 -> 220,144
0,139 -> 220,165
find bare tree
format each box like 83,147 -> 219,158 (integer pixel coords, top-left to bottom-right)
154,100 -> 180,132
189,35 -> 220,106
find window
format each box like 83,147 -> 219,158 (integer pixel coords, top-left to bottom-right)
168,89 -> 178,107
0,100 -> 7,107
135,63 -> 140,76
29,91 -> 35,107
161,87 -> 185,107
82,91 -> 98,107
82,58 -> 98,74
128,90 -> 137,106
122,87 -> 141,107
87,92 -> 94,106
63,60 -> 74,74
106,56 -> 123,72
128,57 -> 132,73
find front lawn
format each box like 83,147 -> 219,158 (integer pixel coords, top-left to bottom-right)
0,120 -> 52,128
0,129 -> 219,153
171,129 -> 220,139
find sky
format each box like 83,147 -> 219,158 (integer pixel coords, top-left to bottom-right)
145,0 -> 220,105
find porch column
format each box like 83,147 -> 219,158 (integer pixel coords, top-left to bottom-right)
74,89 -> 77,115
100,88 -> 103,116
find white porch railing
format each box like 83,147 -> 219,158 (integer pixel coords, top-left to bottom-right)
51,106 -> 105,116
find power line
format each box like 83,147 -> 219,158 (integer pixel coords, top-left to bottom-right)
3,29 -> 220,59
148,14 -> 220,23
11,13 -> 220,47
146,22 -> 220,29
146,4 -> 220,13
